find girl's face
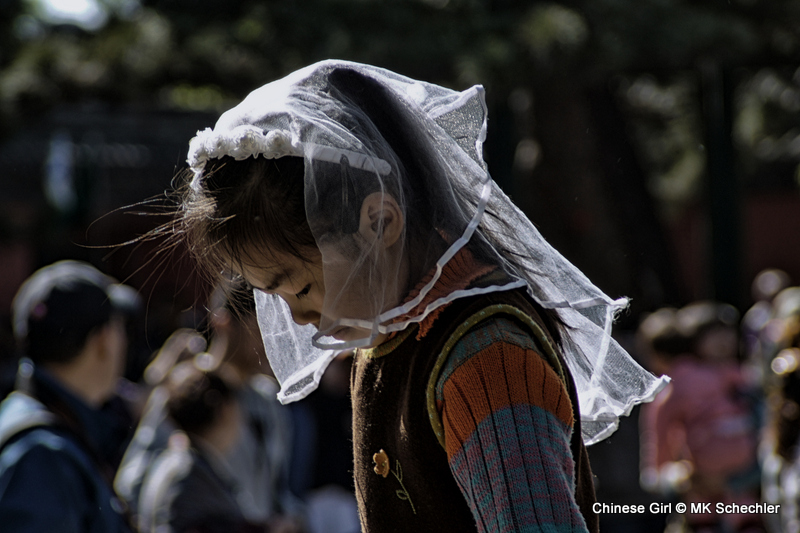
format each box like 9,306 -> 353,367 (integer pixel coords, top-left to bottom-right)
237,191 -> 408,346
237,247 -> 392,345
238,249 -> 326,330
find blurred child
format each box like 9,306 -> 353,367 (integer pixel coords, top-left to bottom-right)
206,286 -> 303,529
118,286 -> 302,532
642,301 -> 763,533
637,307 -> 691,494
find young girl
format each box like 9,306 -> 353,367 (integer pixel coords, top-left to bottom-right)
175,60 -> 667,533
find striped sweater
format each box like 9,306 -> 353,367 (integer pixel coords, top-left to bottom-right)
436,316 -> 587,532
351,249 -> 595,532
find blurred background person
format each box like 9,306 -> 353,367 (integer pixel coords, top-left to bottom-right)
287,351 -> 360,533
138,361 -> 274,533
759,287 -> 800,533
115,326 -> 210,516
118,282 -> 303,532
761,347 -> 800,533
640,301 -> 764,533
760,287 -> 800,390
0,260 -> 133,532
206,285 -> 303,530
637,306 -> 690,493
742,269 -> 793,389
636,307 -> 689,532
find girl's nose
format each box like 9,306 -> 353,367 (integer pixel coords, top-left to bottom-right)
288,301 -> 320,327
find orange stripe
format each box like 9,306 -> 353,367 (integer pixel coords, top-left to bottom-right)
441,342 -> 573,458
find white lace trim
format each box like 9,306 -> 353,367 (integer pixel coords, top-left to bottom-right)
188,125 -> 391,192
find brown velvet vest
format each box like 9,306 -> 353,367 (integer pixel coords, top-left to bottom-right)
351,288 -> 599,533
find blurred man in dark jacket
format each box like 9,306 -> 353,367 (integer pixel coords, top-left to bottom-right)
0,260 -> 133,532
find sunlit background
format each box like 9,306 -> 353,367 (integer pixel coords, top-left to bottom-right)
1,2 -> 799,529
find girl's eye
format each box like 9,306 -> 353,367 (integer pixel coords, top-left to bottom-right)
295,284 -> 311,299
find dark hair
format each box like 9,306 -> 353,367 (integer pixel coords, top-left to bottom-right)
165,363 -> 236,435
24,283 -> 118,365
636,307 -> 689,360
676,301 -> 739,352
182,154 -> 316,282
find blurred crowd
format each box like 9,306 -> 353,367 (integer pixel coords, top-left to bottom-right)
0,260 -> 358,533
634,268 -> 800,533
2,261 -> 800,533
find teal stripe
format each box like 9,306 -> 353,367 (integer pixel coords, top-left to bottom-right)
448,404 -> 587,533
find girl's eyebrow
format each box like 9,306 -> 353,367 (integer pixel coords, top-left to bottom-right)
264,269 -> 292,292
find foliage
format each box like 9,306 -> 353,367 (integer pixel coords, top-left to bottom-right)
1,1 -> 798,113
2,0 -> 799,307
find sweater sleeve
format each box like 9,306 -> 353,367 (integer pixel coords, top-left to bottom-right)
436,317 -> 589,533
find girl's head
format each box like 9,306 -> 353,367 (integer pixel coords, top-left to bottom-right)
192,156 -> 415,342
181,65 -> 494,349
172,61 -> 667,438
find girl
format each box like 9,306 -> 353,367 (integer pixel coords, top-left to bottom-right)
174,60 -> 667,533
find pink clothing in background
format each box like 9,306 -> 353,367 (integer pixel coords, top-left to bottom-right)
642,356 -> 756,478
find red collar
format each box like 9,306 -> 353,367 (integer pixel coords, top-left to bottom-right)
390,247 -> 496,340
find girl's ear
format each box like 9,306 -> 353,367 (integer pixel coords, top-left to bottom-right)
358,192 -> 404,247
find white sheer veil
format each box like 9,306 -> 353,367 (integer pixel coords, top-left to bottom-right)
186,60 -> 668,444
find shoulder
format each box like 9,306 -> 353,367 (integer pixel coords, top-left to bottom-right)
137,440 -> 196,529
1,426 -> 94,481
434,312 -> 574,426
434,314 -> 548,400
0,392 -> 99,499
140,440 -> 195,498
449,314 -> 539,363
0,391 -> 54,448
0,427 -> 96,528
